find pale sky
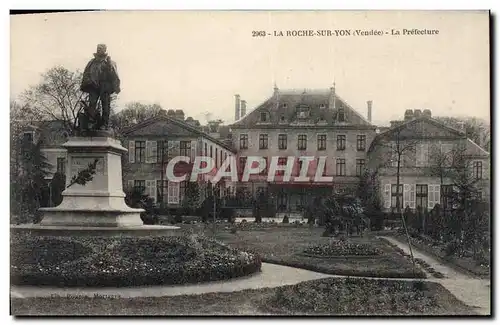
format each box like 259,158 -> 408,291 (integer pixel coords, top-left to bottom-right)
10,10 -> 490,126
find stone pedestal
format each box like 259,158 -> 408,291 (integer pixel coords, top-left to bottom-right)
39,137 -> 144,227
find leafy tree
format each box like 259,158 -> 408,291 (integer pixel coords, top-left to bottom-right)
124,186 -> 157,225
321,194 -> 366,236
50,172 -> 66,206
11,139 -> 52,224
182,181 -> 201,215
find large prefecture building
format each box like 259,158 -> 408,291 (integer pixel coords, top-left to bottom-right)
230,85 -> 377,213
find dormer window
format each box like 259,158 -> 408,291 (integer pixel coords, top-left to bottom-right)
280,115 -> 286,122
23,131 -> 34,143
260,111 -> 270,122
320,104 -> 326,109
338,108 -> 345,122
282,103 -> 288,108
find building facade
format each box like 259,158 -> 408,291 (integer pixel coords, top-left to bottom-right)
230,85 -> 377,213
368,109 -> 490,212
121,110 -> 236,209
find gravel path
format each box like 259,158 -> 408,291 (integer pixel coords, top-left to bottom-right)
380,236 -> 491,316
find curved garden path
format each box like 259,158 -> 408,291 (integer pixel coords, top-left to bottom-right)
11,238 -> 491,315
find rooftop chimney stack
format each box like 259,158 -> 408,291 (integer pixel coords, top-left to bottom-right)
329,82 -> 336,109
240,100 -> 247,117
404,109 -> 414,121
234,94 -> 241,121
422,109 -> 432,118
414,109 -> 422,118
367,100 -> 373,122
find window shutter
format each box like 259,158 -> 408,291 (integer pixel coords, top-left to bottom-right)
428,184 -> 440,209
409,184 -> 416,209
128,140 -> 135,163
422,144 -> 429,166
403,184 -> 410,209
168,182 -> 180,204
191,140 -> 197,160
150,141 -> 157,163
435,184 -> 440,208
146,180 -> 156,202
145,141 -> 152,163
428,185 -> 435,209
384,184 -> 391,209
127,180 -> 134,191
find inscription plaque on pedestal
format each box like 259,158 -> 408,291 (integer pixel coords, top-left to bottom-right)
70,156 -> 107,178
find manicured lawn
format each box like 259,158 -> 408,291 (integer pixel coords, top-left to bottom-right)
11,277 -> 476,316
192,224 -> 427,279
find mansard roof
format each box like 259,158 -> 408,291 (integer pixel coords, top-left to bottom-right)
231,88 -> 374,129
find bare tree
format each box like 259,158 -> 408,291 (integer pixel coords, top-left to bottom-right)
21,66 -> 85,134
110,102 -> 163,131
378,128 -> 418,275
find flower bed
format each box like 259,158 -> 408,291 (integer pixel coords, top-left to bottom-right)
263,277 -> 476,315
393,233 -> 490,278
303,240 -> 382,257
11,234 -> 261,287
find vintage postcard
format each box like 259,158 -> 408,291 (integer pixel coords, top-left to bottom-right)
10,10 -> 490,316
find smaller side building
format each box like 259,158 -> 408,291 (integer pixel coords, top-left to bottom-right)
368,109 -> 490,212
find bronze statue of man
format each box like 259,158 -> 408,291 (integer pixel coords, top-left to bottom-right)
80,44 -> 120,129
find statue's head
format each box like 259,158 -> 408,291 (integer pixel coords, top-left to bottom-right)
96,44 -> 107,56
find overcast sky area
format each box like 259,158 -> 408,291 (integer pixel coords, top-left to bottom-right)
11,10 -> 489,126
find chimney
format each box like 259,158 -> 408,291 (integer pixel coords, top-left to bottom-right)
414,109 -> 422,118
329,83 -> 336,109
240,100 -> 247,117
367,100 -> 373,122
167,109 -> 176,117
422,109 -> 432,118
404,109 -> 414,121
175,109 -> 185,121
234,94 -> 241,121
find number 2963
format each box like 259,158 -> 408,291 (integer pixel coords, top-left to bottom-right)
252,31 -> 267,37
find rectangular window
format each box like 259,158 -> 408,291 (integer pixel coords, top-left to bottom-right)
416,184 -> 428,209
317,134 -> 327,151
336,158 -> 346,176
157,141 -> 169,162
179,141 -> 191,157
180,181 -> 187,202
355,159 -> 365,176
473,161 -> 483,179
416,143 -> 429,167
239,134 -> 248,149
260,111 -> 268,122
277,157 -> 287,176
391,184 -> 403,208
278,134 -> 287,150
260,157 -> 268,175
316,158 -> 326,175
134,180 -> 146,193
297,134 -> 307,150
357,135 -> 366,151
156,180 -> 167,204
56,157 -> 66,174
441,184 -> 454,211
297,159 -> 304,175
238,157 -> 247,174
167,182 -> 180,204
204,142 -> 208,156
23,132 -> 33,143
259,134 -> 268,149
210,145 -> 213,158
338,108 -> 345,122
134,141 -> 146,163
337,135 -> 346,151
